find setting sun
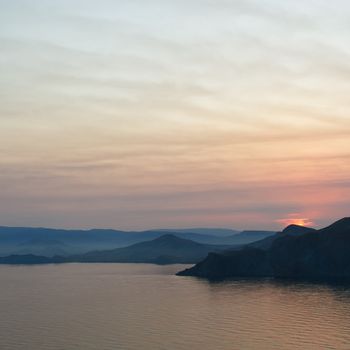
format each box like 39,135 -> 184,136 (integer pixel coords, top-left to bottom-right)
277,216 -> 314,228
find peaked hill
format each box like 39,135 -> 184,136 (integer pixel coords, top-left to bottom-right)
0,226 -> 275,257
177,218 -> 350,281
71,234 -> 227,264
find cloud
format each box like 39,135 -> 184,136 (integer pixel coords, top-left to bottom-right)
1,0 -> 350,229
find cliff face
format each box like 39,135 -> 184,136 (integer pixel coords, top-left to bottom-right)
249,224 -> 315,251
271,218 -> 350,279
178,248 -> 272,279
177,218 -> 350,281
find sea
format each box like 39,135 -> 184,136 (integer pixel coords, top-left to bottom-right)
0,263 -> 350,350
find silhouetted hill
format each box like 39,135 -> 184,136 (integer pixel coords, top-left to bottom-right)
319,217 -> 350,233
282,224 -> 315,235
177,248 -> 272,279
250,225 -> 315,250
177,218 -> 350,281
271,218 -> 350,279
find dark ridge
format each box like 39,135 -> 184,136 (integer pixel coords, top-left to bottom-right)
177,217 -> 350,281
318,217 -> 350,233
249,224 -> 314,251
282,224 -> 315,235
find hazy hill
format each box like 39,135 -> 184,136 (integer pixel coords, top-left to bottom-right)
154,228 -> 240,237
177,218 -> 350,281
70,234 -> 229,264
0,234 -> 231,265
14,238 -> 69,257
146,230 -> 275,245
0,227 -> 121,257
228,230 -> 276,245
0,254 -> 65,265
0,226 -> 275,257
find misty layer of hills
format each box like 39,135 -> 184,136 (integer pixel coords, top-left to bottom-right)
0,234 -> 230,265
178,218 -> 350,281
69,234 -> 229,264
0,225 -> 276,265
3,218 -> 350,282
0,226 -> 275,257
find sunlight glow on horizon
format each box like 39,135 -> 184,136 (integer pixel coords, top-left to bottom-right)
276,215 -> 314,228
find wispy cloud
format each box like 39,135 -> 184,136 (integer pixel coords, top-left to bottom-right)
1,0 -> 349,229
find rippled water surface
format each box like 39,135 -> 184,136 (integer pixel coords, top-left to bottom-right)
1,263 -> 350,350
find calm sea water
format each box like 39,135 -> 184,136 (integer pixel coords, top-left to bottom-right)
0,263 -> 350,350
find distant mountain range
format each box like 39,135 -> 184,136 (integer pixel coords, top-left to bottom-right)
0,226 -> 275,257
153,228 -> 240,237
177,218 -> 350,281
0,234 -> 232,265
69,234 -> 230,264
3,218 -> 350,282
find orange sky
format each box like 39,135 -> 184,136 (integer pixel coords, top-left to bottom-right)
0,0 -> 349,230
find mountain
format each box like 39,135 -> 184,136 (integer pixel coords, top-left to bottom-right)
154,228 -> 240,237
227,230 -> 276,245
0,226 -> 274,257
0,254 -> 65,265
282,224 -> 315,235
249,225 -> 315,250
143,231 -> 235,245
177,218 -> 350,281
70,234 -> 228,264
14,238 -> 69,257
177,247 -> 273,279
270,218 -> 350,279
0,234 -> 231,265
147,230 -> 275,245
0,227 -> 140,256
0,226 -> 215,256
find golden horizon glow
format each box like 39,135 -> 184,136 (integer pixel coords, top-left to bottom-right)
276,216 -> 314,228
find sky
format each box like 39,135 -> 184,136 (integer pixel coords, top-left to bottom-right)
0,0 -> 350,230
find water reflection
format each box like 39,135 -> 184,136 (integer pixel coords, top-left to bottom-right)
0,264 -> 349,350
